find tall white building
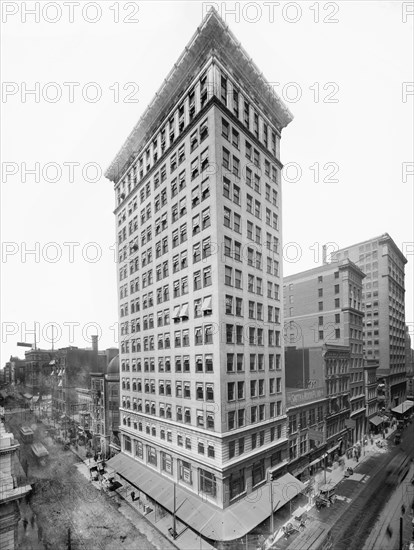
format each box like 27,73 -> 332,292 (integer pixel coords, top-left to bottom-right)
106,9 -> 295,544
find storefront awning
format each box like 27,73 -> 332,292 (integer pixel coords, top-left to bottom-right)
308,454 -> 327,468
391,400 -> 414,415
108,453 -> 304,541
369,415 -> 384,426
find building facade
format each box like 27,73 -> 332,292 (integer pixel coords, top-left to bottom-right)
332,234 -> 407,410
50,338 -> 102,422
89,354 -> 121,458
364,360 -> 380,425
106,9 -> 295,544
23,349 -> 57,397
285,363 -> 328,482
405,325 -> 414,400
284,260 -> 366,443
0,422 -> 31,550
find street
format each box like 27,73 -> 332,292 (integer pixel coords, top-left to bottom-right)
4,402 -> 175,550
326,422 -> 414,550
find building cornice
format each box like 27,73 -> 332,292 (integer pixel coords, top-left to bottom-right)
105,8 -> 292,183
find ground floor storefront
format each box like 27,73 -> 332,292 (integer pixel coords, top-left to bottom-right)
107,452 -> 306,549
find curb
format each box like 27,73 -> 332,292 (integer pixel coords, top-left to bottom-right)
120,495 -> 182,550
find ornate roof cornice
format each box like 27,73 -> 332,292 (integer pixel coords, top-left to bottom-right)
105,8 -> 293,183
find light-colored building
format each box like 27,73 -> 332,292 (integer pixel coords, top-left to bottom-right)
284,259 -> 366,444
332,234 -> 407,410
0,421 -> 31,550
106,8 -> 295,544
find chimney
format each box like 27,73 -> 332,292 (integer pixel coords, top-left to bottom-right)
322,244 -> 327,265
91,335 -> 98,354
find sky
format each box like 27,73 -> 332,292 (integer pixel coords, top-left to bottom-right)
1,0 -> 413,364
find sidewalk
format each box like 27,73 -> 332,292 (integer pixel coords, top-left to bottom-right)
75,459 -> 215,550
317,426 -> 397,492
264,426 -> 398,549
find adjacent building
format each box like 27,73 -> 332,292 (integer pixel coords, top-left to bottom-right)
332,234 -> 407,410
284,348 -> 328,481
0,421 -> 31,550
2,357 -> 26,388
49,338 -> 117,423
89,354 -> 121,458
363,360 -> 380,430
405,325 -> 414,400
284,259 -> 366,445
106,8 -> 295,545
23,348 -> 57,398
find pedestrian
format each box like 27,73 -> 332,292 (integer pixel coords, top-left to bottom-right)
38,525 -> 43,541
402,504 -> 406,515
30,514 -> 35,528
386,525 -> 393,538
22,518 -> 28,532
131,491 -> 135,502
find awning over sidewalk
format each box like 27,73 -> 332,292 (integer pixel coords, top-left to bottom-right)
391,400 -> 414,415
107,453 -> 304,541
308,454 -> 327,468
369,415 -> 384,426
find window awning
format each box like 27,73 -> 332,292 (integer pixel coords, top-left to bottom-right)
32,396 -> 39,403
391,400 -> 414,415
23,393 -> 32,399
369,415 -> 384,426
107,453 -> 304,542
172,306 -> 181,319
49,359 -> 56,365
202,296 -> 212,312
180,304 -> 189,318
58,380 -> 62,387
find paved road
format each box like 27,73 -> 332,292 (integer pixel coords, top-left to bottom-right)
325,423 -> 414,550
5,403 -> 173,550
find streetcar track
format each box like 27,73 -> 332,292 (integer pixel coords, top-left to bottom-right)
329,451 -> 401,550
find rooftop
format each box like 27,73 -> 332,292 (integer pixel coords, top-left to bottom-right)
284,258 -> 365,283
105,7 -> 293,183
334,233 -> 407,265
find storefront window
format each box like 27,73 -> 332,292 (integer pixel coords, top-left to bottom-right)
199,469 -> 217,498
147,445 -> 157,466
124,435 -> 131,453
252,460 -> 265,487
179,460 -> 192,485
229,469 -> 245,500
161,452 -> 173,474
135,440 -> 143,458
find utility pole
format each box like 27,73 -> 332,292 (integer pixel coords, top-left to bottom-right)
399,517 -> 403,550
269,472 -> 274,536
172,482 -> 177,538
